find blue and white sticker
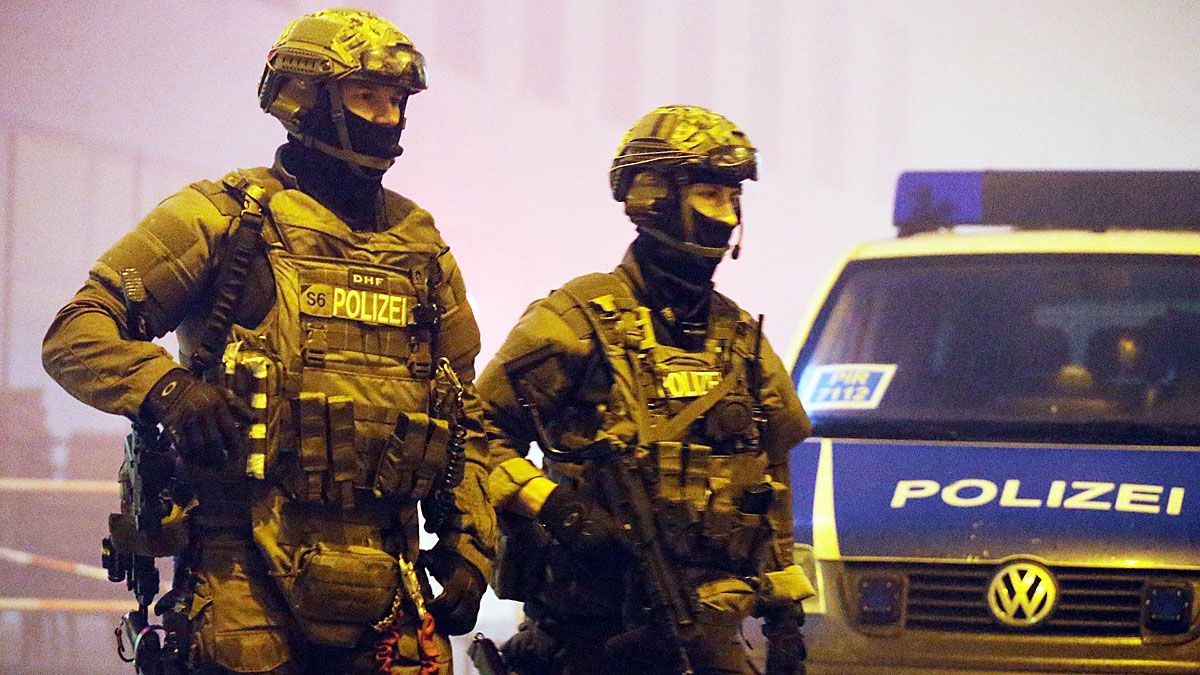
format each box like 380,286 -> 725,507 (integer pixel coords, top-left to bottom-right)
800,363 -> 897,410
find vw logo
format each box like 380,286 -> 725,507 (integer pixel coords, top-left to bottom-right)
987,562 -> 1058,627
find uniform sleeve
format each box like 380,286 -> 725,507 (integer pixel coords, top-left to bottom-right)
431,249 -> 498,577
476,295 -> 598,474
41,187 -> 230,418
758,334 -> 811,571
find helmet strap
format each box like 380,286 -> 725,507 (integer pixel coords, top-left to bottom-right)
328,86 -> 368,178
635,223 -> 730,259
281,84 -> 401,174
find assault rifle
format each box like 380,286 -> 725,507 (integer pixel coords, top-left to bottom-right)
585,436 -> 699,675
504,353 -> 699,675
100,268 -> 177,675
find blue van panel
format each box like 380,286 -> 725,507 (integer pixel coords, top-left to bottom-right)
793,438 -> 1200,568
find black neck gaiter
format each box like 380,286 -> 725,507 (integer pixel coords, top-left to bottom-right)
630,235 -> 716,342
282,102 -> 405,232
281,139 -> 383,231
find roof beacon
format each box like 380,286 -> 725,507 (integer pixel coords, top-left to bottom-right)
893,170 -> 1200,237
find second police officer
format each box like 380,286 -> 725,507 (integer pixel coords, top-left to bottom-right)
42,9 -> 495,674
480,105 -> 815,674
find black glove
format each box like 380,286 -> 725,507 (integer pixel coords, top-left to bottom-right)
140,369 -> 250,467
422,545 -> 487,636
501,620 -> 557,675
762,603 -> 807,675
536,485 -> 622,556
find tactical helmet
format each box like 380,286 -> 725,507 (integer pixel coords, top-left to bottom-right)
611,105 -> 757,259
610,105 -> 757,202
258,8 -> 427,172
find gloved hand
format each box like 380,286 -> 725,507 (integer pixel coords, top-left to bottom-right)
762,603 -> 807,675
140,369 -> 250,467
536,485 -> 623,556
501,620 -> 557,675
422,545 -> 487,636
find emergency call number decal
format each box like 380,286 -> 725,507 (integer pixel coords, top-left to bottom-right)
801,363 -> 897,411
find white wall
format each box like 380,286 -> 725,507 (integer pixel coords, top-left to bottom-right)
2,0 -> 1197,432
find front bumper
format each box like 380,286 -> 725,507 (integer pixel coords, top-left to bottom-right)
800,560 -> 1200,674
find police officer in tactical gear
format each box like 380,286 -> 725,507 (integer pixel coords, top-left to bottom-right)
43,9 -> 495,673
479,105 -> 814,675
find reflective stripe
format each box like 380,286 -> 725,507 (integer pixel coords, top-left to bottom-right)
812,438 -> 840,560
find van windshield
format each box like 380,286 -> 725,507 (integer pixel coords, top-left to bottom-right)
794,254 -> 1200,445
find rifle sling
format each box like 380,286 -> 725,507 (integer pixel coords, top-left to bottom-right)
190,180 -> 271,376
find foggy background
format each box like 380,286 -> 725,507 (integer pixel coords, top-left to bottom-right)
0,0 -> 1197,672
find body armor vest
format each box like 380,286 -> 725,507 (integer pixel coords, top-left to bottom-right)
546,273 -> 783,584
180,171 -> 457,646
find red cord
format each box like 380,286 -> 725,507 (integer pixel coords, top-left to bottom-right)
417,612 -> 440,675
374,610 -> 441,674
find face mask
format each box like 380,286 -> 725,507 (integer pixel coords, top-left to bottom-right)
343,110 -> 404,161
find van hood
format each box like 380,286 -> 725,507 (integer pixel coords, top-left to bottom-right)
790,438 -> 1200,569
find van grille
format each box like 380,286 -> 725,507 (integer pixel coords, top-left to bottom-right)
848,562 -> 1189,637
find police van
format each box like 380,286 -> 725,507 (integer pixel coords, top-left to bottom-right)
787,171 -> 1200,673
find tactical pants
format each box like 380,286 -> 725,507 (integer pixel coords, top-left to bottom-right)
186,534 -> 451,674
542,607 -> 754,675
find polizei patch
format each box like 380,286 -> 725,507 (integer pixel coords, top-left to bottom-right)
660,370 -> 722,398
300,282 -> 413,327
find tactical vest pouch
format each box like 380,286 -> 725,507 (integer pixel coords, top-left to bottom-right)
251,488 -> 400,647
293,392 -> 331,502
651,442 -> 711,558
699,453 -> 780,572
278,392 -> 359,505
653,442 -> 711,510
327,396 -> 357,508
372,411 -> 450,499
292,543 -> 399,625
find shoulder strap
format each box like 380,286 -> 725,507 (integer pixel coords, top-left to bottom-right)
187,173 -> 275,377
558,274 -> 655,440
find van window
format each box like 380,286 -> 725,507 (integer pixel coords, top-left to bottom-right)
795,254 -> 1200,444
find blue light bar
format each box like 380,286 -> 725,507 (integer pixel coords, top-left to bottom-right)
894,170 -> 1200,235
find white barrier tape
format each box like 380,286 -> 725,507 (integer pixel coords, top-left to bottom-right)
0,478 -> 119,494
0,598 -> 132,613
0,547 -> 110,580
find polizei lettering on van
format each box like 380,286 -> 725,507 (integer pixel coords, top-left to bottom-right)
891,479 -> 1185,516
